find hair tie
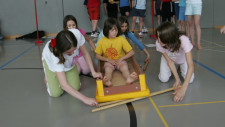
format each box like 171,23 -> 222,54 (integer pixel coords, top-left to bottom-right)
50,38 -> 56,48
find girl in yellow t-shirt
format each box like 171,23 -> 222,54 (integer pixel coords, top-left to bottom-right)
95,18 -> 138,87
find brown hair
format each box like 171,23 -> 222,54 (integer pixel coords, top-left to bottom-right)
156,22 -> 185,52
63,15 -> 78,30
49,30 -> 77,64
118,16 -> 129,36
103,18 -> 121,38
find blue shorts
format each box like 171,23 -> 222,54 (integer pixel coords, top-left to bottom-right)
179,6 -> 187,21
131,8 -> 146,17
174,3 -> 179,19
185,3 -> 202,15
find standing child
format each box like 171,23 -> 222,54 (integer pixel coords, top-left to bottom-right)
118,16 -> 150,63
42,30 -> 102,106
63,15 -> 96,75
185,0 -> 202,50
154,0 -> 162,26
156,22 -> 194,102
179,0 -> 189,37
104,0 -> 119,19
87,0 -> 100,37
95,18 -> 138,86
130,0 -> 147,38
119,0 -> 131,17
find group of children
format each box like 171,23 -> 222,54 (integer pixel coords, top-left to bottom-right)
154,0 -> 203,50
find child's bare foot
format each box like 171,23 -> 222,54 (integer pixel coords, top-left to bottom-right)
103,76 -> 112,87
197,43 -> 202,50
126,72 -> 138,85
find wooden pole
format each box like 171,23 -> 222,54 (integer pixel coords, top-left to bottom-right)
92,87 -> 177,112
143,61 -> 149,71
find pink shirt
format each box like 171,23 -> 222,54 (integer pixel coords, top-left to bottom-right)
156,35 -> 193,64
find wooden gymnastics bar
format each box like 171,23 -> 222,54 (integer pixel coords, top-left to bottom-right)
92,87 -> 178,112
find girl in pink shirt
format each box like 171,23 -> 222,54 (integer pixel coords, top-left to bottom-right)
156,22 -> 194,102
63,15 -> 96,75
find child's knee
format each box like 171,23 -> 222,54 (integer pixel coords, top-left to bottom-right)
48,89 -> 64,97
158,74 -> 170,83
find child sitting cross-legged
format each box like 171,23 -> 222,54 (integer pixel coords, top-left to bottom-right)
95,18 -> 138,87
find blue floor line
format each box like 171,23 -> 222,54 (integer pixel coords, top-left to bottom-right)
0,44 -> 35,69
193,59 -> 225,79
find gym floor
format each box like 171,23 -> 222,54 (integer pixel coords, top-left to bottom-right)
0,28 -> 225,127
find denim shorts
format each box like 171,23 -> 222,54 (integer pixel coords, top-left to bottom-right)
179,6 -> 188,21
185,3 -> 202,15
131,8 -> 146,17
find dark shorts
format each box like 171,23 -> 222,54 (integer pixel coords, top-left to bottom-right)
120,6 -> 130,16
130,8 -> 146,17
155,8 -> 161,16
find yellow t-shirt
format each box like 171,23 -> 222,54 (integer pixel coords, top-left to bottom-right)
95,36 -> 132,60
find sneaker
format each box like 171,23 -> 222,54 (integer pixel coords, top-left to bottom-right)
142,27 -> 148,33
0,35 -> 3,40
91,31 -> 98,38
138,32 -> 143,38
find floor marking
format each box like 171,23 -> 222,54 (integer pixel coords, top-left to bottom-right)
193,59 -> 225,79
201,39 -> 225,48
159,100 -> 225,108
149,97 -> 169,127
203,48 -> 225,53
0,44 -> 35,69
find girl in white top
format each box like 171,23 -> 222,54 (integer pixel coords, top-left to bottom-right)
42,29 -> 102,107
156,22 -> 194,102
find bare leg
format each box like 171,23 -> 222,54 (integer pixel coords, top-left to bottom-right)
119,63 -> 138,85
103,66 -> 114,87
187,15 -> 195,46
157,15 -> 161,26
131,16 -> 137,32
185,21 -> 190,37
139,17 -> 144,32
92,20 -> 98,32
194,15 -> 202,50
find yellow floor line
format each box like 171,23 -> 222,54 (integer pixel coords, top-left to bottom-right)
149,97 -> 169,127
159,100 -> 225,108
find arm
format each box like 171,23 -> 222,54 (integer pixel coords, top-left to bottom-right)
128,32 -> 150,62
117,50 -> 134,65
104,3 -> 107,15
173,51 -> 194,102
153,1 -> 156,15
132,0 -> 134,8
162,53 -> 181,87
80,44 -> 102,78
84,34 -> 96,51
95,53 -> 117,65
56,72 -> 99,106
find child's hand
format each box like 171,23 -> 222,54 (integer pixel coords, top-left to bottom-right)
116,58 -> 123,66
145,55 -> 150,63
172,86 -> 186,102
93,72 -> 103,79
83,97 -> 100,107
172,80 -> 181,91
220,26 -> 225,34
108,59 -> 117,65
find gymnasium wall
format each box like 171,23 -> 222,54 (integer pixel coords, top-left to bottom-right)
0,0 -> 224,36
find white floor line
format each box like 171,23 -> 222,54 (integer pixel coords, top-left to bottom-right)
203,48 -> 225,53
201,39 -> 225,48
